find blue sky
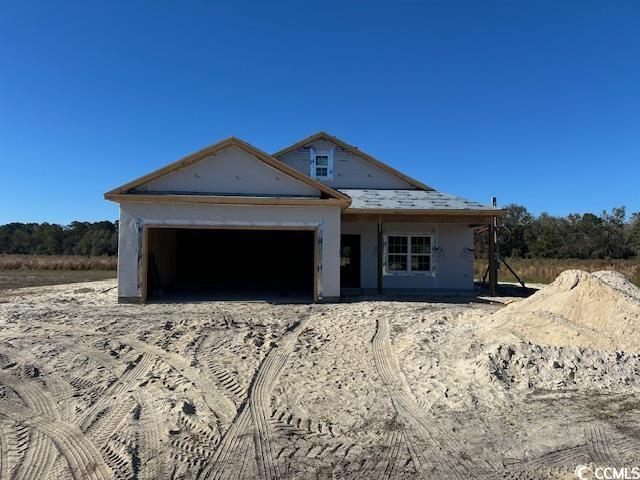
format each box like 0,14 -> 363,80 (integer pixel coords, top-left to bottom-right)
1,1 -> 638,224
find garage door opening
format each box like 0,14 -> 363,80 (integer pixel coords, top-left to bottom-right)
144,227 -> 316,301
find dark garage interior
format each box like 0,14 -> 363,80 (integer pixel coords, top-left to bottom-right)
146,227 -> 315,300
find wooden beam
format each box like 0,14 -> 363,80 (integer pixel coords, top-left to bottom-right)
377,218 -> 383,295
488,197 -> 498,296
105,193 -> 350,207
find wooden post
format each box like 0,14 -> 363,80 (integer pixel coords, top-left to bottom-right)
377,218 -> 383,295
488,196 -> 498,296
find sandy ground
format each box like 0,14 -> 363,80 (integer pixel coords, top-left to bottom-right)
0,272 -> 639,479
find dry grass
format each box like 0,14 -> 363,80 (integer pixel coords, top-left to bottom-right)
0,270 -> 117,291
475,257 -> 640,286
0,254 -> 117,271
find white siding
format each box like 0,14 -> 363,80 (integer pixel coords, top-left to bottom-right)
341,222 -> 475,291
137,145 -> 321,197
117,202 -> 341,299
278,139 -> 414,189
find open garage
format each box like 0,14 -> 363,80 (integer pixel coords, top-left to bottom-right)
144,226 -> 316,301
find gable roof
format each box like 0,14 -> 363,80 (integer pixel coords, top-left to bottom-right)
105,136 -> 351,205
272,131 -> 433,191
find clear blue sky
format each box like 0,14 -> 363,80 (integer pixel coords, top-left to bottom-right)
1,1 -> 638,224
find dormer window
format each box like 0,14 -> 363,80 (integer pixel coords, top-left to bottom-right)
314,154 -> 329,177
310,148 -> 334,180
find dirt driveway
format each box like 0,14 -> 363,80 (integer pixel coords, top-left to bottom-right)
0,279 -> 638,479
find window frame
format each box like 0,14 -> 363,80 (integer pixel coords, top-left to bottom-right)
309,149 -> 334,180
384,233 -> 433,275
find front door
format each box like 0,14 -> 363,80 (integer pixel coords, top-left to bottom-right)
340,234 -> 361,289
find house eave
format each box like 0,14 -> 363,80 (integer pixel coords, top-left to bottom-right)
343,208 -> 506,216
104,192 -> 351,208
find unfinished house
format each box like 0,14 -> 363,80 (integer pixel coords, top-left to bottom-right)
105,132 -> 503,302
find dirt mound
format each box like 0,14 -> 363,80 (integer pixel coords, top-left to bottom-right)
475,342 -> 640,393
488,270 -> 640,351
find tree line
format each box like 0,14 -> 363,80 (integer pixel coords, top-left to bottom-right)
475,205 -> 640,259
1,207 -> 639,260
0,221 -> 118,256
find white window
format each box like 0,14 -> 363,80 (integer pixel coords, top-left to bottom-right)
310,148 -> 334,179
385,234 -> 431,273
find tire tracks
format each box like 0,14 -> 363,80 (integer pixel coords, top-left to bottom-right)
0,369 -> 113,479
132,389 -> 172,480
516,423 -> 622,477
0,408 -> 113,480
0,390 -> 112,480
121,336 -> 237,425
586,423 -> 622,467
198,315 -> 311,480
0,420 -> 11,480
77,352 -> 153,432
0,371 -> 60,480
372,317 -> 491,480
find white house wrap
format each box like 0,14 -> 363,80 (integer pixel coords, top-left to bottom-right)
106,132 -> 503,303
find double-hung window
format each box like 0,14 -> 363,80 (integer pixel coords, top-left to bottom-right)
314,154 -> 330,178
310,149 -> 333,179
386,235 -> 431,273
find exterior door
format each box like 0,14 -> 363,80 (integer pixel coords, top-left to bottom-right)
340,234 -> 361,289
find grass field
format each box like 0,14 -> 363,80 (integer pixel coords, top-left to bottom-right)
0,255 -> 117,290
0,254 -> 117,270
1,254 -> 638,291
475,257 -> 640,286
0,269 -> 117,291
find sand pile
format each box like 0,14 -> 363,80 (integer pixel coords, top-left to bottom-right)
475,342 -> 640,393
487,270 -> 640,351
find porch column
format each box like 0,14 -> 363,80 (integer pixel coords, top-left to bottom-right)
488,196 -> 498,296
377,218 -> 383,294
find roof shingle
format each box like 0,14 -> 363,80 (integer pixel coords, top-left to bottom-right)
338,189 -> 500,212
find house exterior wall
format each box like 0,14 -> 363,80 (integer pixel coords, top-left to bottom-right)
340,222 -> 475,291
117,202 -> 342,300
136,145 -> 321,197
277,139 -> 414,189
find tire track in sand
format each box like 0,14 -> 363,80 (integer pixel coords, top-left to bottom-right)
0,371 -> 59,480
0,421 -> 7,480
198,315 -> 311,480
77,352 -> 153,432
514,423 -> 622,477
372,317 -> 492,480
0,407 -> 113,480
0,372 -> 113,480
121,336 -> 237,425
586,423 -> 622,467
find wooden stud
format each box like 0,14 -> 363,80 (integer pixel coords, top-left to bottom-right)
488,197 -> 498,297
141,226 -> 149,303
377,218 -> 383,295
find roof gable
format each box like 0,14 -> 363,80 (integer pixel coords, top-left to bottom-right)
105,137 -> 351,204
273,132 -> 432,191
